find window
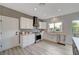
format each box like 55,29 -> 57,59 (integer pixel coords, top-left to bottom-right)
72,20 -> 79,37
49,22 -> 62,32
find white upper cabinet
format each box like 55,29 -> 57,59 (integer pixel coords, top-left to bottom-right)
39,22 -> 47,29
20,17 -> 33,29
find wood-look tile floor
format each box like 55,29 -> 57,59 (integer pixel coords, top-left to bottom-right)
0,40 -> 73,55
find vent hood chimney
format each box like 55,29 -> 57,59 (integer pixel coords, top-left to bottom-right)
33,16 -> 39,27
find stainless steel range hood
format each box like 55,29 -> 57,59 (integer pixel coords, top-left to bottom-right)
33,16 -> 39,27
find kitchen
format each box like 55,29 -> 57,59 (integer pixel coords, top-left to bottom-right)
0,3 -> 79,55
0,5 -> 47,52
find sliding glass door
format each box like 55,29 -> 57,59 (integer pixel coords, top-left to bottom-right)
72,20 -> 79,37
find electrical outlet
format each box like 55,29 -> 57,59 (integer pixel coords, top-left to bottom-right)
0,32 -> 2,34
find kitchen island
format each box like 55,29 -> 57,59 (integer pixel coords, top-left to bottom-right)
20,32 -> 35,48
72,37 -> 79,55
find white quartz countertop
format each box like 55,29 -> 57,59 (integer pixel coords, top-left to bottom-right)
72,37 -> 79,51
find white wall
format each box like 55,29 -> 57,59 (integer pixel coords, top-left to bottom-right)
45,12 -> 79,45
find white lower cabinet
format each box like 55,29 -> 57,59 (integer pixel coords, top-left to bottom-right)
0,16 -> 19,52
20,33 -> 35,48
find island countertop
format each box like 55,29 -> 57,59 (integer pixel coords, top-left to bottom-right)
46,32 -> 66,35
72,37 -> 79,51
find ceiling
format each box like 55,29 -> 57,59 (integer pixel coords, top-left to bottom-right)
1,3 -> 79,19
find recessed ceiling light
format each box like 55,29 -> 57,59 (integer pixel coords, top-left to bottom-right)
57,9 -> 61,12
34,8 -> 37,11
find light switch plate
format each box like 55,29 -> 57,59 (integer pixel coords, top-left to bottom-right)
0,20 -> 2,22
0,45 -> 2,48
0,32 -> 2,34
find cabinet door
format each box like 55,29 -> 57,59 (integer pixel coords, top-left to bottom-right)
28,19 -> 33,29
20,17 -> 33,29
2,16 -> 19,51
39,22 -> 47,29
